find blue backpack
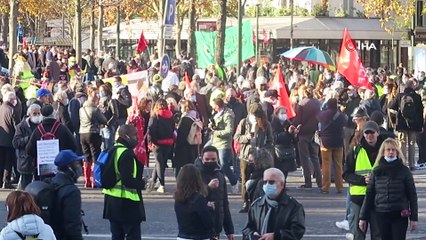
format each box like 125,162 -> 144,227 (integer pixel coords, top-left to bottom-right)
94,146 -> 120,188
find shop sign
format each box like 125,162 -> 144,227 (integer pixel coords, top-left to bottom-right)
357,42 -> 377,51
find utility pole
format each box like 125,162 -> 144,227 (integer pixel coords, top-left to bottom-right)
256,3 -> 260,66
8,0 -> 18,73
97,0 -> 104,53
290,0 -> 294,49
237,0 -> 242,76
116,4 -> 120,59
75,0 -> 82,64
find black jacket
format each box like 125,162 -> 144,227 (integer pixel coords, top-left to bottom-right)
390,87 -> 423,132
175,192 -> 215,239
195,158 -> 234,236
148,109 -> 175,146
0,102 -> 20,147
26,118 -> 78,160
103,138 -> 146,223
242,192 -> 305,240
51,171 -> 83,240
343,136 -> 385,205
13,118 -> 38,174
360,158 -> 418,221
116,86 -> 132,121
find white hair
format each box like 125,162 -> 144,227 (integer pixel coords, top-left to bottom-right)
2,91 -> 15,103
53,91 -> 67,102
1,84 -> 12,96
264,168 -> 285,184
27,103 -> 41,116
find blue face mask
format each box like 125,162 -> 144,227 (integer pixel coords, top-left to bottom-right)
278,114 -> 287,122
262,183 -> 277,198
384,156 -> 398,162
191,95 -> 197,102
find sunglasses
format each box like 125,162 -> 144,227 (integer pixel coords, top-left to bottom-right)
263,180 -> 276,185
364,130 -> 376,135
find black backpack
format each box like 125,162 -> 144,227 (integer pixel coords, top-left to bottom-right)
400,94 -> 417,125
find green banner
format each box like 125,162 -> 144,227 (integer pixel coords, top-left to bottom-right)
195,20 -> 254,68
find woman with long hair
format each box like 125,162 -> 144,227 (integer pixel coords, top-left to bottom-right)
147,99 -> 175,193
138,98 -> 153,163
174,164 -> 214,240
359,138 -> 418,240
98,84 -> 119,150
0,191 -> 56,239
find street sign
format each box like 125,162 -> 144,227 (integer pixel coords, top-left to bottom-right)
164,0 -> 176,40
160,54 -> 170,79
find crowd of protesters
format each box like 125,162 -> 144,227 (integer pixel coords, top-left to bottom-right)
0,44 -> 421,240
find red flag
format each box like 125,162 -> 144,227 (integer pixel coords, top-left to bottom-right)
184,71 -> 191,89
22,39 -> 28,49
136,31 -> 148,54
270,67 -> 296,119
337,28 -> 371,89
262,29 -> 269,44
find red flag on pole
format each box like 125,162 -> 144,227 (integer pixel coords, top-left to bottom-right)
270,67 -> 296,119
184,71 -> 191,89
136,31 -> 148,54
337,28 -> 371,89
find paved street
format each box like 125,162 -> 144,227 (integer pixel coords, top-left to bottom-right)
0,168 -> 426,239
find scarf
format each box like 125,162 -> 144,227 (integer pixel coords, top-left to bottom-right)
261,197 -> 279,234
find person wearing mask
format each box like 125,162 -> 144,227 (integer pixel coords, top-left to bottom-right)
147,99 -> 175,193
103,125 -> 146,240
359,89 -> 381,116
138,98 -> 152,163
316,98 -> 347,194
225,87 -> 247,130
210,98 -> 239,193
245,76 -> 267,113
69,84 -> 87,154
292,86 -> 322,190
112,76 -> 133,126
52,90 -> 73,133
32,88 -> 51,107
98,84 -> 119,150
262,89 -> 279,122
12,104 -> 42,189
242,168 -> 305,240
79,86 -> 108,188
343,121 -> 384,240
0,190 -> 56,239
234,102 -> 273,212
359,138 -> 418,240
0,91 -> 21,189
174,164 -> 215,240
196,146 -> 235,240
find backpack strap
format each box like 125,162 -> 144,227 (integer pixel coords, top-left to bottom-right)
37,123 -> 47,136
50,120 -> 61,136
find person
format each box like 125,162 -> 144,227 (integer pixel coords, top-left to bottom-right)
174,164 -> 215,240
173,100 -> 200,177
343,121 -> 383,240
358,138 -> 418,240
242,168 -> 305,240
147,99 -> 175,193
210,98 -> 239,192
79,86 -> 108,188
98,84 -> 119,150
261,89 -> 279,122
112,76 -> 132,126
52,90 -> 74,132
196,146 -> 235,240
0,91 -> 21,189
13,104 -> 42,189
0,190 -> 56,239
316,98 -> 347,194
390,79 -> 424,170
292,86 -> 322,190
50,150 -> 85,240
103,125 -> 146,240
33,88 -> 51,107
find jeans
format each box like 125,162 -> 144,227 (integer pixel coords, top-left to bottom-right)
320,147 -> 344,192
217,148 -> 238,186
80,133 -> 103,163
376,211 -> 408,240
110,220 -> 141,240
348,201 -> 381,240
398,131 -> 417,168
101,126 -> 116,151
152,145 -> 172,186
298,138 -> 322,188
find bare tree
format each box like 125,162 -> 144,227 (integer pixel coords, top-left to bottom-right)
8,0 -> 18,72
215,0 -> 226,65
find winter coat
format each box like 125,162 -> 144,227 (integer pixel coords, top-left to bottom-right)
99,96 -> 119,128
148,109 -> 175,146
195,158 -> 234,236
292,97 -> 321,139
0,214 -> 56,240
115,85 -> 132,121
79,101 -> 108,134
49,171 -> 83,240
211,108 -> 235,150
316,109 -> 347,148
0,101 -> 20,148
234,118 -> 273,160
194,93 -> 211,128
226,98 -> 247,130
68,93 -> 87,134
46,60 -> 61,83
390,87 -> 424,132
173,111 -> 199,168
26,118 -> 78,160
360,158 -> 418,222
175,192 -> 215,240
12,118 -> 38,174
242,192 -> 305,240
271,118 -> 297,172
52,101 -> 74,133
103,138 -> 146,223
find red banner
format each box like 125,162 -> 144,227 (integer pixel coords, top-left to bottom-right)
270,67 -> 296,119
136,31 -> 148,54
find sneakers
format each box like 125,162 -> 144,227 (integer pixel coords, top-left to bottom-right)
231,182 -> 240,194
239,202 -> 249,213
415,163 -> 426,170
297,184 -> 312,190
335,220 -> 350,231
157,185 -> 165,193
146,179 -> 155,193
154,181 -> 161,189
345,233 -> 354,240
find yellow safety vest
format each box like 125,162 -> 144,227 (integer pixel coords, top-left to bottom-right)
349,147 -> 373,196
102,143 -> 140,201
375,84 -> 383,97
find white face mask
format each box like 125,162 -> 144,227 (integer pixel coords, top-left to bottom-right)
62,98 -> 69,106
30,115 -> 43,124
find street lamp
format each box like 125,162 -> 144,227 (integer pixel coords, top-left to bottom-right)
256,2 -> 260,66
237,0 -> 242,76
116,3 -> 121,59
290,0 -> 294,49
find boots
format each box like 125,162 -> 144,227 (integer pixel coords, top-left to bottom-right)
83,161 -> 93,188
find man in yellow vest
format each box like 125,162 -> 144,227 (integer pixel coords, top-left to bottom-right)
343,121 -> 384,240
103,125 -> 146,240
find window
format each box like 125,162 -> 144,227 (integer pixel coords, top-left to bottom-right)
417,0 -> 423,27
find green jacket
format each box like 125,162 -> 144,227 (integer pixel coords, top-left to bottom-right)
211,107 -> 234,149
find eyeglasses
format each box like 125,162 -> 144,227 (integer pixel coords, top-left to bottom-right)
263,180 -> 276,185
364,130 -> 376,135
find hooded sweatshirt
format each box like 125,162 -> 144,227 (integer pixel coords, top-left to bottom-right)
149,109 -> 175,146
0,214 -> 56,239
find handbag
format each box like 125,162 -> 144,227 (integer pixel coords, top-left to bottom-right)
274,145 -> 296,161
